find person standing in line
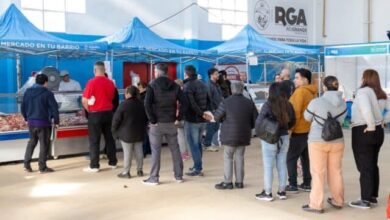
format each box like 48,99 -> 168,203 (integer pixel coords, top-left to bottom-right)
183,65 -> 212,177
174,79 -> 190,161
112,86 -> 148,179
301,76 -> 347,214
280,68 -> 295,99
142,63 -> 185,186
82,61 -> 117,173
138,81 -> 151,157
218,70 -> 232,98
286,68 -> 317,193
349,69 -> 390,209
274,74 -> 282,83
213,81 -> 258,190
204,67 -> 223,152
255,83 -> 295,201
22,74 -> 59,173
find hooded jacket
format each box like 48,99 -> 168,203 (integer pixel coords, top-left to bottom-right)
21,84 -> 59,126
304,91 -> 347,143
289,84 -> 317,133
144,76 -> 184,124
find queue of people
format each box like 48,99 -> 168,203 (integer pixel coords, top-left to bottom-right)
21,61 -> 388,214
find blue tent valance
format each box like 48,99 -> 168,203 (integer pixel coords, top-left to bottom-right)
98,17 -> 213,58
0,4 -> 107,56
208,25 -> 318,56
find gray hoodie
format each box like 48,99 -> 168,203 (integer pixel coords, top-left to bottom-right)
304,91 -> 347,143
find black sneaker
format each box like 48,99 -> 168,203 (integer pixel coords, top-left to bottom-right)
298,183 -> 311,192
370,197 -> 378,205
302,204 -> 324,214
327,198 -> 342,209
255,190 -> 274,202
137,170 -> 144,177
349,200 -> 371,209
235,182 -> 244,189
215,182 -> 233,190
185,170 -> 204,177
277,191 -> 287,200
117,172 -> 131,179
286,185 -> 299,194
24,166 -> 33,173
39,167 -> 54,174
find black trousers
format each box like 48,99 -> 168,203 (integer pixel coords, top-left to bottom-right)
287,133 -> 311,186
88,111 -> 117,168
352,125 -> 384,201
24,126 -> 51,170
143,129 -> 151,156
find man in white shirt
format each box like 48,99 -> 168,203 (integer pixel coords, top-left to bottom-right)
59,70 -> 81,91
57,70 -> 82,110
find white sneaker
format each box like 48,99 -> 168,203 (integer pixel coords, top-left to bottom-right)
204,146 -> 219,152
175,177 -> 184,183
83,167 -> 100,173
109,165 -> 117,169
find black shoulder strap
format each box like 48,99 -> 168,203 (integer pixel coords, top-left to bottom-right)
334,108 -> 347,119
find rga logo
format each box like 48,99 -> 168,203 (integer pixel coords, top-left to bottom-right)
275,6 -> 307,26
254,0 -> 271,30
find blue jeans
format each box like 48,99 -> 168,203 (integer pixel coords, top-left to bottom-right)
184,122 -> 205,172
203,122 -> 220,147
261,135 -> 289,193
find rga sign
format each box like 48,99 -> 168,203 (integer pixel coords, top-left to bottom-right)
250,0 -> 313,44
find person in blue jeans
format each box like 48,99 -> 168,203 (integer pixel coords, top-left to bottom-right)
255,83 -> 296,201
183,65 -> 212,176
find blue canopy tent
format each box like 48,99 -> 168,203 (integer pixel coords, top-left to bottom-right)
0,4 -> 107,57
207,25 -> 320,84
0,4 -> 109,89
97,17 -> 215,77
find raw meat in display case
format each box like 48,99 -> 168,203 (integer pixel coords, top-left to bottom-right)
0,111 -> 88,133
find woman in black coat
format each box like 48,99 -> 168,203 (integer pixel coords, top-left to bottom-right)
112,86 -> 148,178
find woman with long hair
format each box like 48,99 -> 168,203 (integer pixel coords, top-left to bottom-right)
255,83 -> 296,201
349,69 -> 390,209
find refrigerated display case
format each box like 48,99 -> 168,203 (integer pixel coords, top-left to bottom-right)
0,90 -> 122,163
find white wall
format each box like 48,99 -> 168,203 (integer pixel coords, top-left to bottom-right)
1,0 -> 390,44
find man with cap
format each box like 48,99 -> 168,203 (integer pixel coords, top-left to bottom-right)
59,70 -> 81,91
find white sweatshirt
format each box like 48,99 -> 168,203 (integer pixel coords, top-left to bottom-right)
351,87 -> 390,130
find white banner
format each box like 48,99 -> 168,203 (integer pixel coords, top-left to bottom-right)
248,0 -> 313,44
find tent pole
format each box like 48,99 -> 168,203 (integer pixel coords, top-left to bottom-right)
179,57 -> 182,79
55,55 -> 59,69
105,51 -> 109,61
16,53 -> 21,89
246,56 -> 249,84
150,59 -> 153,81
317,54 -> 321,97
263,62 -> 267,84
110,49 -> 114,79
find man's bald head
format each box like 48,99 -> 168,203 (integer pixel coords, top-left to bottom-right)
280,68 -> 290,80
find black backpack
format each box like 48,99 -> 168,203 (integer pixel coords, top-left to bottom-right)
306,109 -> 347,141
256,116 -> 280,144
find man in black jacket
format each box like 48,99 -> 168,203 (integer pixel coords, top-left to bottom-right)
137,81 -> 151,157
204,67 -> 223,152
21,74 -> 59,173
183,65 -> 212,177
142,63 -> 185,185
213,81 -> 258,189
